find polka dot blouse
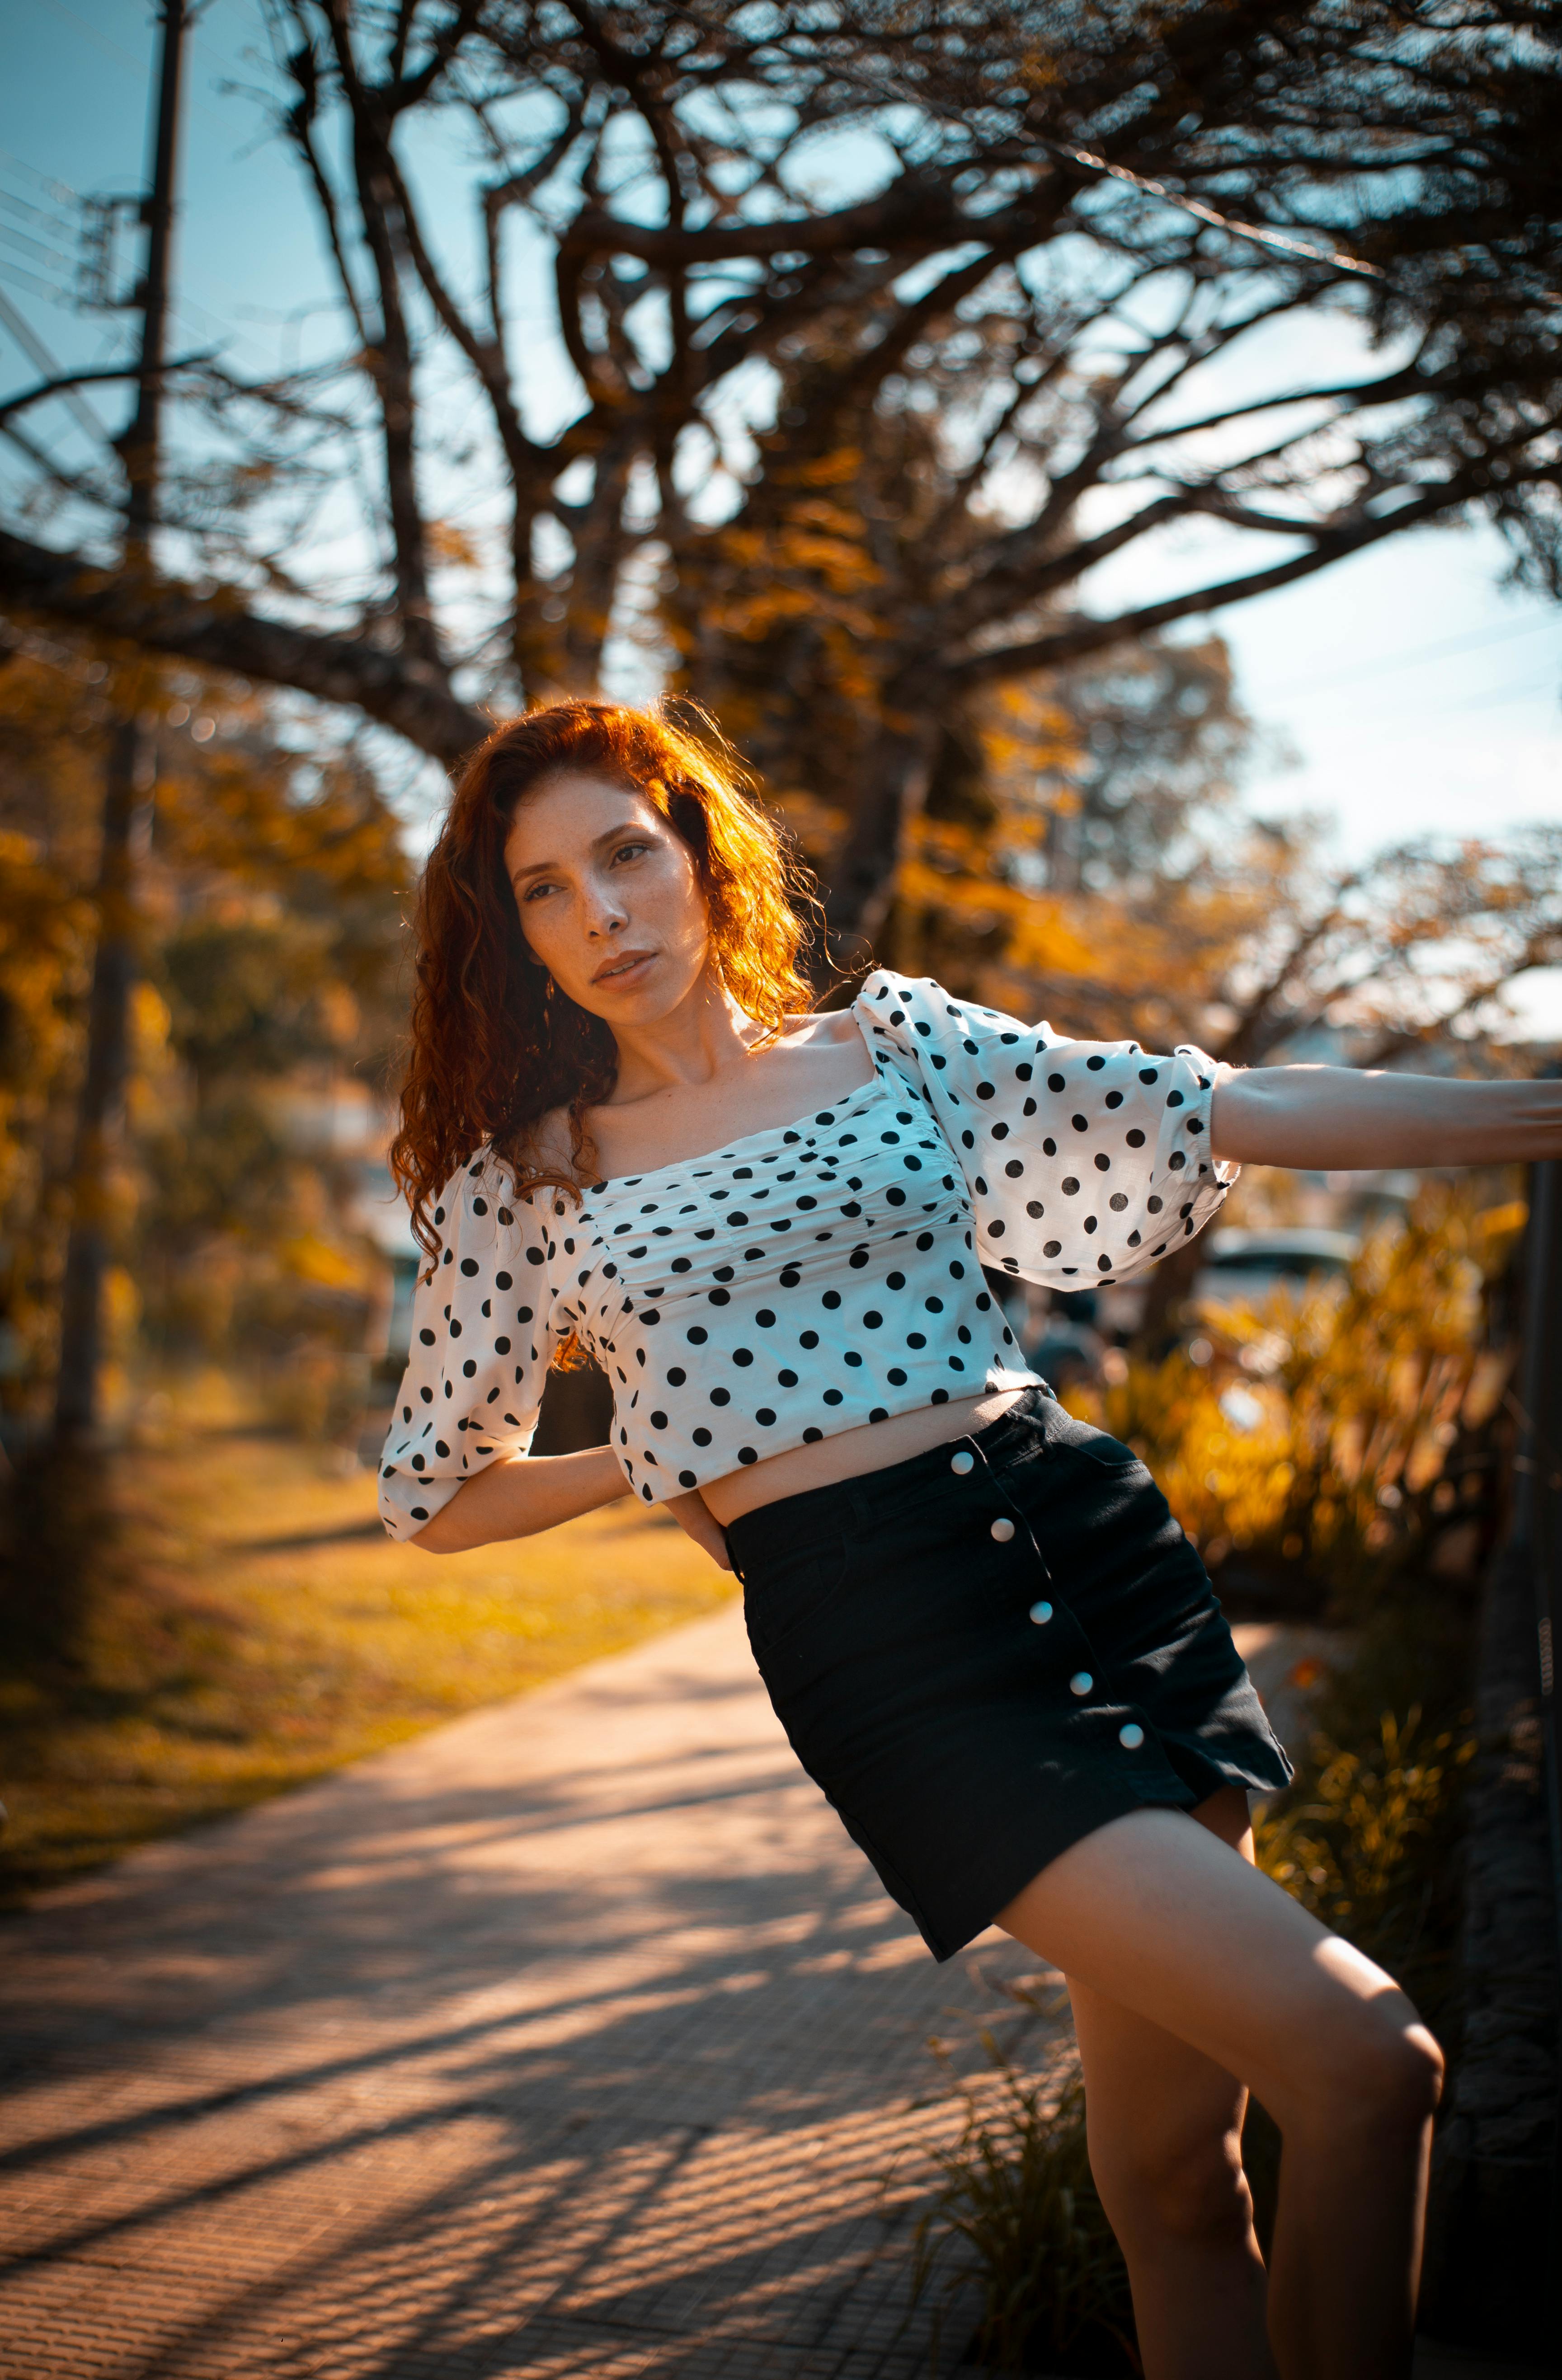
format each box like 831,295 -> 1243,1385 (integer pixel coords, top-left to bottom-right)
377,971 -> 1235,1537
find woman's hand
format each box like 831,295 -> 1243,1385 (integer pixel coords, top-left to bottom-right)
410,1442 -> 633,1553
1209,1063 -> 1562,1173
664,1488 -> 734,1571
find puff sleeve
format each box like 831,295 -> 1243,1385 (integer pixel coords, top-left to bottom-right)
377,1153 -> 566,1540
857,971 -> 1237,1289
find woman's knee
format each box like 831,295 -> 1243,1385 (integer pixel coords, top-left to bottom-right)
1338,2015 -> 1443,2130
1089,2112 -> 1254,2253
1276,1990 -> 1443,2142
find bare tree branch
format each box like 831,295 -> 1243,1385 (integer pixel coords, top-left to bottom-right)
0,525 -> 482,759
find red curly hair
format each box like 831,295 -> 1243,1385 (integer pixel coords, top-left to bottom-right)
390,698 -> 820,1260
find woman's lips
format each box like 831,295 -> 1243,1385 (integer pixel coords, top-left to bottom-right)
594,950 -> 655,985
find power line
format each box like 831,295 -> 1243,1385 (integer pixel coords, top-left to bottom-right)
1282,675 -> 1562,755
0,258 -> 78,309
37,0 -> 146,78
0,221 -> 79,275
0,144 -> 266,363
0,283 -> 108,439
0,149 -> 78,209
1247,611 -> 1560,701
0,188 -> 79,242
1434,670 -> 1562,717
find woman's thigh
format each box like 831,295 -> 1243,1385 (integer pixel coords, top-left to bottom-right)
995,1792 -> 1426,2131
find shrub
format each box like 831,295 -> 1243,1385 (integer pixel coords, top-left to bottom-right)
1256,1709 -> 1473,1971
1080,1192 -> 1519,1610
908,1993 -> 1140,2376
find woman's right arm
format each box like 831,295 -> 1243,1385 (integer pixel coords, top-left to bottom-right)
411,1441 -> 632,1553
379,1156 -> 575,1544
379,1157 -> 734,1568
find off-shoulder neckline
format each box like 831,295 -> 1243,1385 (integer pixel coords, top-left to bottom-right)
580,1062 -> 922,1197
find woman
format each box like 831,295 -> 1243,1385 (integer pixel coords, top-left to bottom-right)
381,699 -> 1559,2380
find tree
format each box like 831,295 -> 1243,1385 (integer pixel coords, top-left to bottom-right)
863,663 -> 1562,1068
0,630 -> 408,1427
0,0 -> 1557,945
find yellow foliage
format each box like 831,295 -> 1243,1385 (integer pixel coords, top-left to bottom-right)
277,1233 -> 374,1292
0,831 -> 89,1199
1256,1709 -> 1474,1944
782,448 -> 864,485
1087,1193 -> 1513,1601
896,850 -> 1101,979
104,1265 -> 141,1341
131,978 -> 171,1059
426,518 -> 482,570
770,787 -> 850,868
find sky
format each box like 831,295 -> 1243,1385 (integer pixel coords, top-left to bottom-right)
5,0 -> 1561,1030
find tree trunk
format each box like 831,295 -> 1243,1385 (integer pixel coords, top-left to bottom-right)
560,434 -> 635,690
822,700 -> 939,963
52,0 -> 187,1444
1132,1233 -> 1206,1357
53,714 -> 150,1439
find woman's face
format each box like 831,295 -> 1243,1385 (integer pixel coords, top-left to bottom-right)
503,770 -> 712,1026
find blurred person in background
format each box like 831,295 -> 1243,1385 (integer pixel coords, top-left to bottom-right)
376,699 -> 1562,2380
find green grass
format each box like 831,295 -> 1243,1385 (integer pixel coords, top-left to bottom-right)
0,1375 -> 736,1902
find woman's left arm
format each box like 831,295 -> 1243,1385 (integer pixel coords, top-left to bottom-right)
1209,1065 -> 1562,1172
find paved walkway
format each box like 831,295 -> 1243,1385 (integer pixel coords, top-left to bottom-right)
0,1610 -> 1529,2380
0,1605 -> 1057,2379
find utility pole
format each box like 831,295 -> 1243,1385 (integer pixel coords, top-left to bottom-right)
53,0 -> 188,1441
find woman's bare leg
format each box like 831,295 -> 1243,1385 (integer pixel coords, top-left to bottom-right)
1070,1979 -> 1274,2380
1067,1790 -> 1275,2380
996,1798 -> 1441,2380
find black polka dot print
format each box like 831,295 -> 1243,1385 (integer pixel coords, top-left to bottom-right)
377,969 -> 1233,1537
862,972 -> 1233,1292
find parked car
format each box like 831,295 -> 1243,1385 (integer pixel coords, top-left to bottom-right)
1192,1226 -> 1359,1314
1025,1323 -> 1109,1396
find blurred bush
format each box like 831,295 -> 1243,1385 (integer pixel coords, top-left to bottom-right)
0,634 -> 408,1443
907,1987 -> 1140,2377
1257,1709 -> 1473,1986
1070,1191 -> 1522,1613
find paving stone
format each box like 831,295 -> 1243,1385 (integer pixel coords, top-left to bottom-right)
0,1606 -> 1052,2378
0,1606 -> 1504,2379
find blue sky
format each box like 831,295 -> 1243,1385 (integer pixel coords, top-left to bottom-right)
6,0 -> 1560,1028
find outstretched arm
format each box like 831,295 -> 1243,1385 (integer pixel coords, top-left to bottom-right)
1209,1065 -> 1562,1172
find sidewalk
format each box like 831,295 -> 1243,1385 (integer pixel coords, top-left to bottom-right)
0,1607 -> 1535,2379
0,1603 -> 1050,2379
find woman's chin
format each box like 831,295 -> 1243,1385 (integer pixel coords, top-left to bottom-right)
578,960 -> 675,1019
584,953 -> 719,1024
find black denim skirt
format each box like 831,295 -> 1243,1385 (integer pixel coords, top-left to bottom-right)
725,1386 -> 1293,1962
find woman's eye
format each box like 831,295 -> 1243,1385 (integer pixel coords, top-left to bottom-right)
612,840 -> 650,864
522,880 -> 555,901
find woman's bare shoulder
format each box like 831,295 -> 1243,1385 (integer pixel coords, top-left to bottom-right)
780,1005 -> 863,1048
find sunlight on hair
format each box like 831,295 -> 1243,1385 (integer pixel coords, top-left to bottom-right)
390,699 -> 821,1265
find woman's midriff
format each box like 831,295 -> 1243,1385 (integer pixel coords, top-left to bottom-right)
698,1386 -> 1029,1527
